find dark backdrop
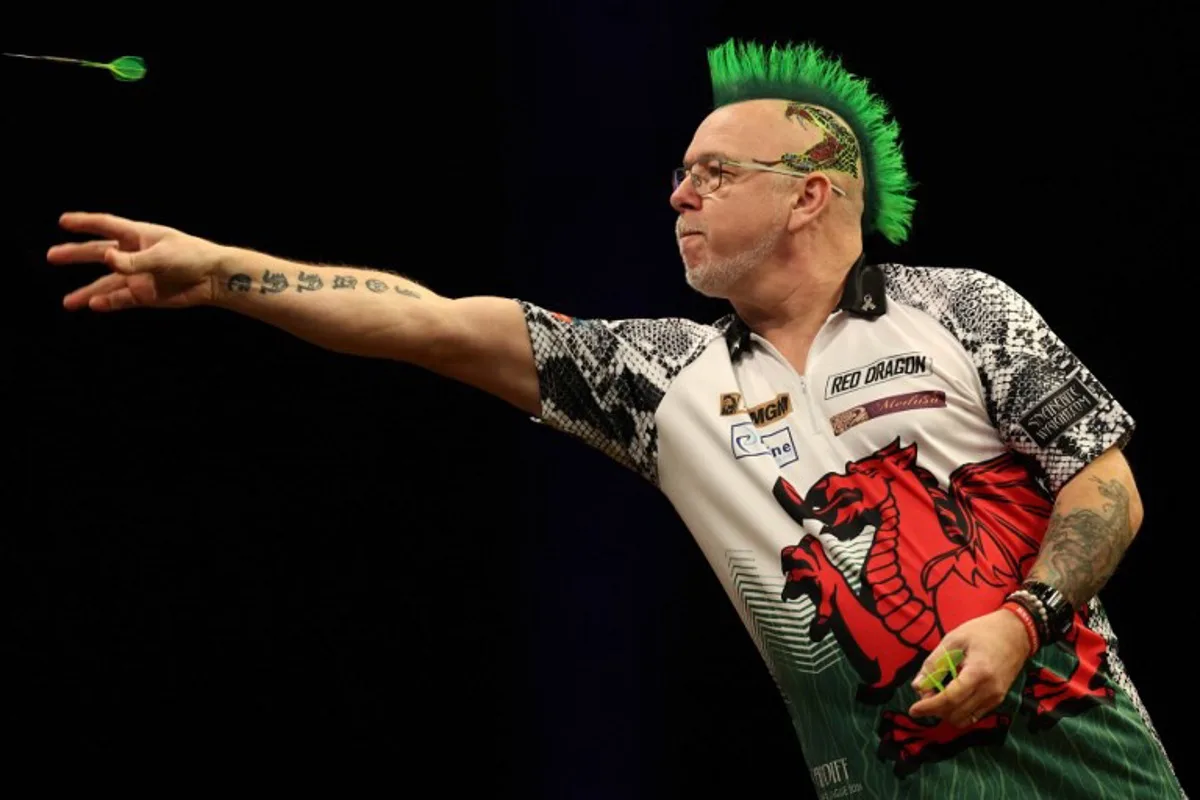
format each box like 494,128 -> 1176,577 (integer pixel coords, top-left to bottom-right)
8,6 -> 1193,795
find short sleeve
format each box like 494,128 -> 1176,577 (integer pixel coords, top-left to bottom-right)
518,301 -> 717,485
883,266 -> 1136,494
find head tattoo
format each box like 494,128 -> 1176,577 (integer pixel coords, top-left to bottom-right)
707,38 -> 917,245
783,103 -> 860,177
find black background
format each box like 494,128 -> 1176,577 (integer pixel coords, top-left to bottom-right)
7,7 -> 1194,794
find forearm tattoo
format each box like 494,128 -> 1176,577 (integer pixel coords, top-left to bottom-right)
1028,476 -> 1134,608
225,270 -> 422,299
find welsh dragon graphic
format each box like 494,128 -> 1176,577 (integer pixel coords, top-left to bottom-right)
772,438 -> 1115,777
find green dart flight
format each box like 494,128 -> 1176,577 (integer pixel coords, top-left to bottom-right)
3,53 -> 146,81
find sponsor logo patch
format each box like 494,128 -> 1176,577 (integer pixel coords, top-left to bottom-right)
825,352 -> 933,399
730,422 -> 798,468
829,390 -> 946,435
719,392 -> 793,428
1019,376 -> 1098,446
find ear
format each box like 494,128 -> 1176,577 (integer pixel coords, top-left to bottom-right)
786,174 -> 836,233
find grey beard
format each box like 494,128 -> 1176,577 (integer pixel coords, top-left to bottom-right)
684,230 -> 780,297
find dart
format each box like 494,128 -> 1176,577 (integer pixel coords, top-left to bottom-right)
917,648 -> 965,693
2,53 -> 146,81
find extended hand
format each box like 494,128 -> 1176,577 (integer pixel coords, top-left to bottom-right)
908,608 -> 1032,727
48,212 -> 227,311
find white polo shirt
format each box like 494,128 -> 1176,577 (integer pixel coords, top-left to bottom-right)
517,256 -> 1183,798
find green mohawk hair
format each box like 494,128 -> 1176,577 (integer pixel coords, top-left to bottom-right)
707,38 -> 916,245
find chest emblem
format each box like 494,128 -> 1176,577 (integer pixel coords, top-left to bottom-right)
720,391 -> 792,427
829,390 -> 946,435
769,439 -> 1112,776
825,352 -> 932,399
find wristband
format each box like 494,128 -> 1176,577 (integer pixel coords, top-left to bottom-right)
1002,600 -> 1041,655
1006,589 -> 1050,645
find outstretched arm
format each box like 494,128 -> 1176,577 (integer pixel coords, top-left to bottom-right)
50,211 -> 683,479
49,213 -> 543,418
1025,445 -> 1143,608
212,246 -> 542,417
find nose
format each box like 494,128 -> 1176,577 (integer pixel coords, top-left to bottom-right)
670,178 -> 701,213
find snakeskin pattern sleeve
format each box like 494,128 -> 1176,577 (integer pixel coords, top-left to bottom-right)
882,265 -> 1135,494
518,301 -> 718,485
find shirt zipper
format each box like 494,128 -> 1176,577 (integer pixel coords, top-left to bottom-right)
752,336 -> 827,438
796,375 -> 826,437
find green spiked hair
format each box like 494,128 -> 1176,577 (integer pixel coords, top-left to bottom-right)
707,38 -> 916,245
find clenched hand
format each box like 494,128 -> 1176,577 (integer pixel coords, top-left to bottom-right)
908,608 -> 1033,727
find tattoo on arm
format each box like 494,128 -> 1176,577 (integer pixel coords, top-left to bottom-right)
224,270 -> 423,299
297,271 -> 323,292
1028,476 -> 1134,608
260,269 -> 288,294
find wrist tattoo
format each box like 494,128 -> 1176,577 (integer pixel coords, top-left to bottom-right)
297,271 -> 323,292
260,270 -> 288,294
223,269 -> 422,299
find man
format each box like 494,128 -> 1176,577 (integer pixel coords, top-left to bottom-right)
47,38 -> 1183,798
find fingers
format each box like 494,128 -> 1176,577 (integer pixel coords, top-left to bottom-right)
46,239 -> 120,266
912,681 -> 979,724
912,645 -> 963,693
47,240 -> 142,274
908,666 -> 1007,727
58,211 -> 149,242
62,272 -> 129,311
104,246 -> 141,274
909,668 -> 979,723
62,271 -> 166,312
944,683 -> 987,728
89,286 -> 139,312
55,212 -> 173,267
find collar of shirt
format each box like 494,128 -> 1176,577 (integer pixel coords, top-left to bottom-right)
719,252 -> 888,361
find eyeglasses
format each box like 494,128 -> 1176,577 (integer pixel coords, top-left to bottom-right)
672,157 -> 847,198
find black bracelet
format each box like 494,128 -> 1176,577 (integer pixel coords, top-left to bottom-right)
1021,580 -> 1075,643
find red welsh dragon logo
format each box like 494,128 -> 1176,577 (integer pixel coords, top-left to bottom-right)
772,438 -> 1115,777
